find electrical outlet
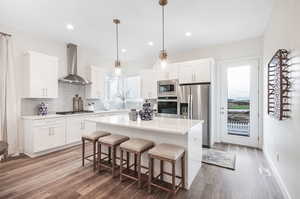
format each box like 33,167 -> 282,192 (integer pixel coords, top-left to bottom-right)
276,152 -> 280,162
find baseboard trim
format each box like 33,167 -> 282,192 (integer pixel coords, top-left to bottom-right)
264,150 -> 291,199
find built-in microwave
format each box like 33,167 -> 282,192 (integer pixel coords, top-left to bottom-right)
157,79 -> 179,97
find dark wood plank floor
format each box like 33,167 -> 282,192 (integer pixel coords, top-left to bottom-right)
0,143 -> 284,199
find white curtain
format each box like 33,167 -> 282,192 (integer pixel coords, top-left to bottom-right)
0,34 -> 19,155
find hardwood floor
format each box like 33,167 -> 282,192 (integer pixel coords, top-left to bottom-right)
0,143 -> 284,199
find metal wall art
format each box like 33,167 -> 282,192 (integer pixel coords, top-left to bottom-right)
267,49 -> 291,120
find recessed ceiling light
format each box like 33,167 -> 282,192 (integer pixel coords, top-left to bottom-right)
185,32 -> 192,37
121,49 -> 127,53
66,24 -> 74,30
148,41 -> 154,46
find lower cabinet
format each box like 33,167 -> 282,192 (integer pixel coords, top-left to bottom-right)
23,110 -> 128,157
33,123 -> 66,152
66,116 -> 96,144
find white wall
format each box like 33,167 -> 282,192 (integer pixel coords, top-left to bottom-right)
263,0 -> 300,198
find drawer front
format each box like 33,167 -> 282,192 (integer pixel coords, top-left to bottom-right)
33,118 -> 65,127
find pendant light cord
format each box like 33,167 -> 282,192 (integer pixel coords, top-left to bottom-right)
162,5 -> 165,51
116,23 -> 119,62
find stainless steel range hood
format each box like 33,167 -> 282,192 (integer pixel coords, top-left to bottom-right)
59,43 -> 91,85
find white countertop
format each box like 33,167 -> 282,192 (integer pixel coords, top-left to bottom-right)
86,114 -> 203,135
21,109 -> 129,120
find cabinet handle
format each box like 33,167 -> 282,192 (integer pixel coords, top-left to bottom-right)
45,88 -> 48,97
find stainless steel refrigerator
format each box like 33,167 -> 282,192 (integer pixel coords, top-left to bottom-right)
180,83 -> 210,148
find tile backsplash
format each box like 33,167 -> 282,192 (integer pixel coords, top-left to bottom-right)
21,83 -> 104,115
21,82 -> 146,115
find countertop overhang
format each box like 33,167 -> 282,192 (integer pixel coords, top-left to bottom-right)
86,114 -> 203,135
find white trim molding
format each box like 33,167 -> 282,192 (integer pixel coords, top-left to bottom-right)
264,150 -> 292,199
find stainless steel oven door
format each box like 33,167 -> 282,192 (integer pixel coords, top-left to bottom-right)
157,100 -> 178,115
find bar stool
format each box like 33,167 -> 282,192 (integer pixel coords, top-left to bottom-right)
119,138 -> 154,188
98,134 -> 129,177
0,141 -> 8,162
82,131 -> 110,171
148,143 -> 185,195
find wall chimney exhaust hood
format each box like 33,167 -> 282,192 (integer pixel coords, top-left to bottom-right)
59,43 -> 91,85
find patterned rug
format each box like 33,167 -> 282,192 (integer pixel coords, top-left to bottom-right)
202,148 -> 236,170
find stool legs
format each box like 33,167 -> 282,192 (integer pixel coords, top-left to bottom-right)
172,161 -> 176,193
148,157 -> 153,193
126,152 -> 130,169
82,138 -> 85,167
137,153 -> 142,188
160,160 -> 164,181
134,154 -> 137,172
120,149 -> 124,182
181,153 -> 185,189
98,142 -> 101,172
93,141 -> 97,171
112,146 -> 116,177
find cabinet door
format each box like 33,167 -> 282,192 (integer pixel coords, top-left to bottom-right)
193,61 -> 211,82
86,66 -> 106,99
45,57 -> 58,98
179,63 -> 194,84
51,123 -> 66,148
25,51 -> 58,98
140,69 -> 155,99
166,63 -> 179,80
83,120 -> 96,134
29,53 -> 47,98
66,117 -> 83,144
33,126 -> 52,152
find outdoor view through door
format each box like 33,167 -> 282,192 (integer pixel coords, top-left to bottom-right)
227,66 -> 250,136
220,59 -> 259,148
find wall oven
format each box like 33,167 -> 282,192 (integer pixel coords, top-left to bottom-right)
157,97 -> 179,116
157,79 -> 179,97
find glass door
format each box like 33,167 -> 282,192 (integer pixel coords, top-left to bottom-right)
220,59 -> 259,147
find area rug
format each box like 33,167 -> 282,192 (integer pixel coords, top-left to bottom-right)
202,148 -> 236,170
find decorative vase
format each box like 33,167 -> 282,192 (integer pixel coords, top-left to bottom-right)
38,102 -> 48,116
139,100 -> 154,121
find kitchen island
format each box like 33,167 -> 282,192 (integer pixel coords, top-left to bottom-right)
86,114 -> 203,189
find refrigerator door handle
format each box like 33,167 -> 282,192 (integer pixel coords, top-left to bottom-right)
189,94 -> 193,119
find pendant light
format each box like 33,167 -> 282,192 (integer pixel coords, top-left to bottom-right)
159,0 -> 168,69
113,18 -> 121,76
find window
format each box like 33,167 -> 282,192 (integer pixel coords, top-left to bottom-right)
105,75 -> 141,102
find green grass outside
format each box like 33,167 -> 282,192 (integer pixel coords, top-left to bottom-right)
228,105 -> 250,110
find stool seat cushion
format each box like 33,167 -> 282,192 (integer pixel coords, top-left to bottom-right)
98,134 -> 129,145
120,138 -> 154,153
0,141 -> 8,154
148,143 -> 185,160
82,131 -> 110,140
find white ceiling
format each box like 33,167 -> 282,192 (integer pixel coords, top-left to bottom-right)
0,0 -> 273,65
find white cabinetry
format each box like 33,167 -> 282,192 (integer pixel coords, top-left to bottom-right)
22,110 -> 128,157
24,118 -> 66,155
66,116 -> 96,144
86,66 -> 107,99
23,51 -> 58,98
140,69 -> 167,99
178,59 -> 213,84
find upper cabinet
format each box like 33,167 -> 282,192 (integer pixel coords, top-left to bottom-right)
140,69 -> 167,99
179,59 -> 213,84
23,51 -> 58,98
86,66 -> 107,99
